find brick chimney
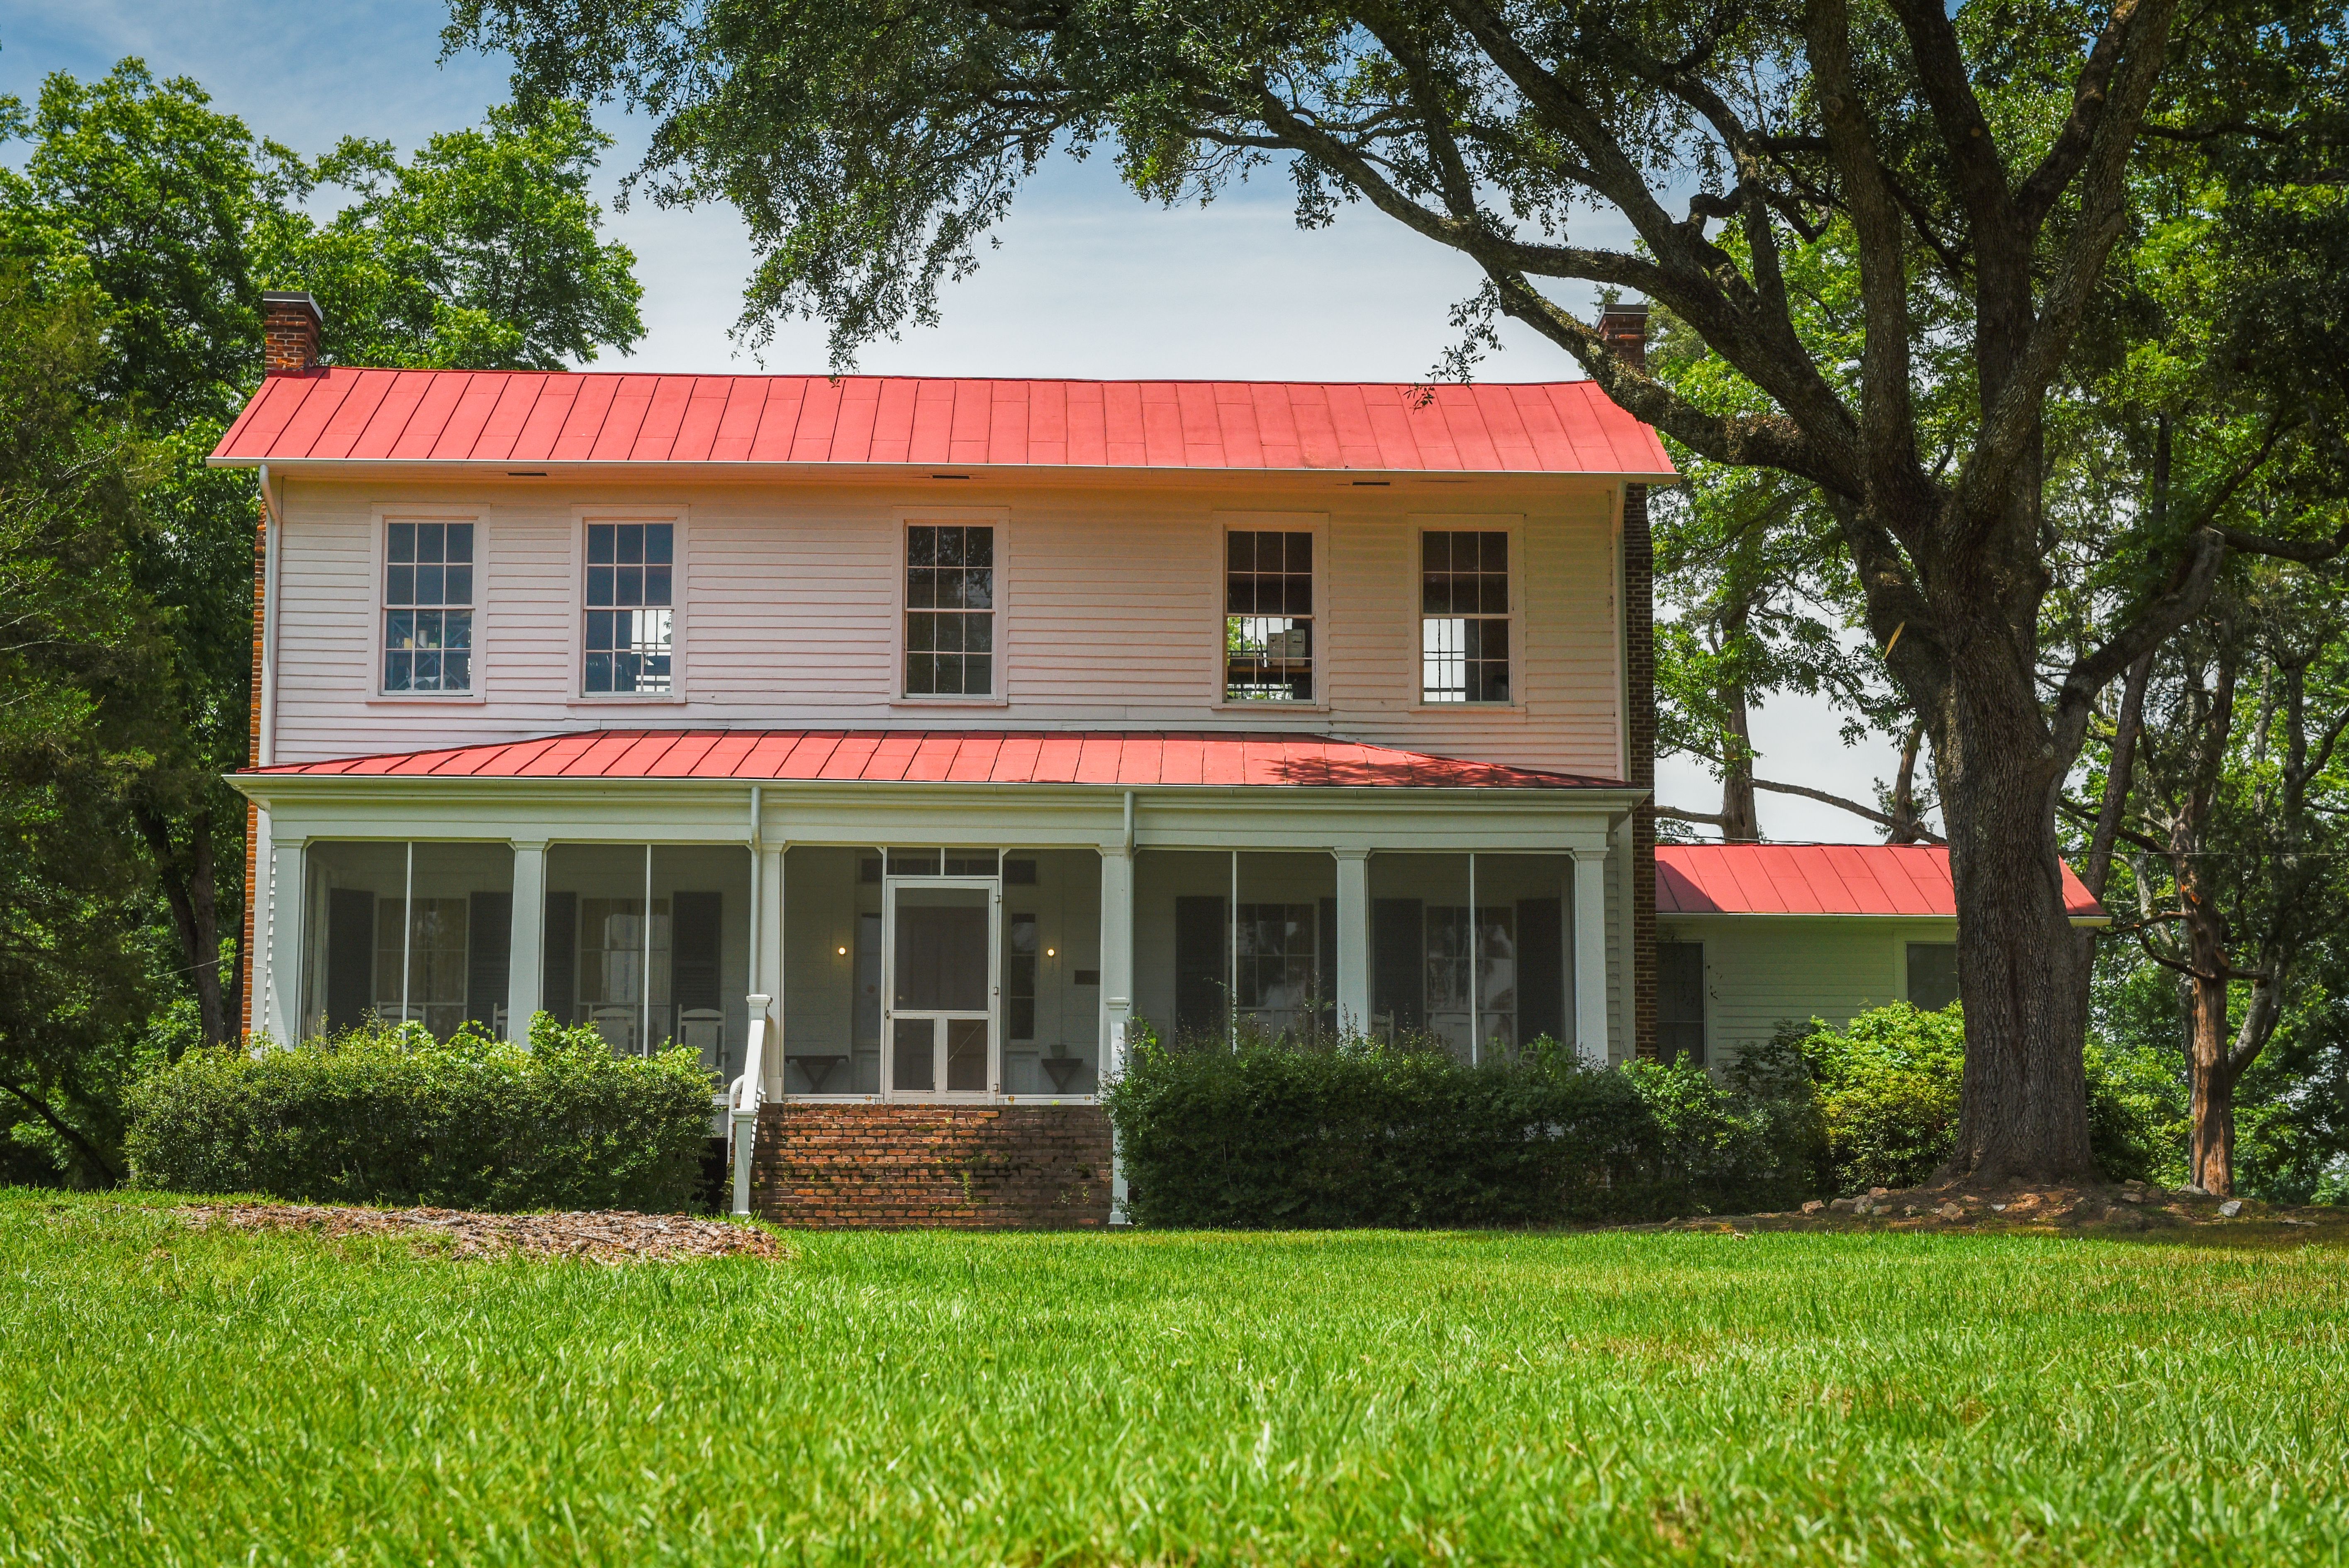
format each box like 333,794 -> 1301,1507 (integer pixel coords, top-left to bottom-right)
1598,299 -> 1649,369
1600,298 -> 1658,1061
262,292 -> 323,376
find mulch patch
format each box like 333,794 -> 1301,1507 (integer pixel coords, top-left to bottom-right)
174,1202 -> 789,1263
1643,1180 -> 2349,1239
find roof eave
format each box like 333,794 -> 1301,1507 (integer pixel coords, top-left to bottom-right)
204,454 -> 1679,483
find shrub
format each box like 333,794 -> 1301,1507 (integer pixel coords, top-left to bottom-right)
126,1015 -> 716,1212
1102,1027 -> 1816,1227
1766,1003 -> 2184,1194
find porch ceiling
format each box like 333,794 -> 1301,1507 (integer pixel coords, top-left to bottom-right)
240,729 -> 1630,791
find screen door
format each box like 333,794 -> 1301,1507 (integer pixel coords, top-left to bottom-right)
883,879 -> 997,1098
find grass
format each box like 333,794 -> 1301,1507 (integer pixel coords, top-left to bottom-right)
1,1193 -> 2345,1566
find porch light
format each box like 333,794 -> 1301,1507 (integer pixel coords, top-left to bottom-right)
836,945 -> 848,956
1045,947 -> 1056,957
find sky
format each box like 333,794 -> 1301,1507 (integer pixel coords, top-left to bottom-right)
0,0 -> 1927,840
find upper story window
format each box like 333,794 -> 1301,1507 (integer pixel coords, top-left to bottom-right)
383,520 -> 473,694
585,521 -> 674,695
1225,530 -> 1314,702
904,523 -> 994,696
1421,530 -> 1511,704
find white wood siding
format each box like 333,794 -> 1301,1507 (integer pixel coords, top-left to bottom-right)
270,474 -> 1624,773
1660,915 -> 1959,1067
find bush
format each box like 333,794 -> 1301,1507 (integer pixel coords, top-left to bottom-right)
125,1015 -> 716,1212
1102,1027 -> 1816,1227
1764,1003 -> 2183,1194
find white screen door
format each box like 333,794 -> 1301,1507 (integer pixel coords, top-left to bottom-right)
882,879 -> 998,1099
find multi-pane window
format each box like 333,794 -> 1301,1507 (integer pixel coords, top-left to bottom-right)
1235,903 -> 1320,1028
905,524 -> 994,696
383,521 -> 473,693
1421,530 -> 1511,703
1225,531 -> 1314,701
584,521 -> 675,695
1658,941 -> 1707,1064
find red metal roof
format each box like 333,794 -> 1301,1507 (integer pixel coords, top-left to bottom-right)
1656,843 -> 2104,921
208,372 -> 1675,476
241,730 -> 1628,789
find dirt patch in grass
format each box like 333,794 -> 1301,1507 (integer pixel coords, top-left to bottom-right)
1647,1180 -> 2349,1241
174,1202 -> 789,1262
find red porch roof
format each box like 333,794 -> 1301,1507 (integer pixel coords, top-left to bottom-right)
240,730 -> 1628,790
208,372 -> 1675,476
1657,843 -> 2105,922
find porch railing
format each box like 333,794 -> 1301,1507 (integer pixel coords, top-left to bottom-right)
729,1005 -> 769,1217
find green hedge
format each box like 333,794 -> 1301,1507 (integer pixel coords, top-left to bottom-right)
1760,1003 -> 2174,1193
1103,1031 -> 1818,1227
125,1016 -> 716,1212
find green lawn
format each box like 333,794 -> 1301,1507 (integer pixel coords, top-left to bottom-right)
2,1193 -> 2345,1566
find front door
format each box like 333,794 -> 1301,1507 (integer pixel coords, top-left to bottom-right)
882,878 -> 998,1099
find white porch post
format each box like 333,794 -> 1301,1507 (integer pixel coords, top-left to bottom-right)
1335,849 -> 1370,1037
507,840 -> 546,1041
1572,847 -> 1611,1067
758,840 -> 785,1100
266,831 -> 304,1048
1099,843 -> 1135,1222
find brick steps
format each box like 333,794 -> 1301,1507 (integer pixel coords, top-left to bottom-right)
750,1103 -> 1112,1229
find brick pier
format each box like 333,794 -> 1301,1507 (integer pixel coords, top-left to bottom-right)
748,1103 -> 1114,1228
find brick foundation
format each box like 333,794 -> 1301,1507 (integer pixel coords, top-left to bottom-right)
749,1103 -> 1114,1229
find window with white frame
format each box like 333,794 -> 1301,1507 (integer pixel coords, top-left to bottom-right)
904,523 -> 994,696
1420,530 -> 1511,703
584,520 -> 675,695
1225,529 -> 1315,701
383,519 -> 473,693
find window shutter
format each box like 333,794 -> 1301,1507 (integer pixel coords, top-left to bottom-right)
1516,898 -> 1565,1045
1372,899 -> 1425,1032
325,889 -> 375,1034
466,891 -> 512,1032
541,891 -> 578,1025
671,891 -> 724,1013
1173,896 -> 1227,1039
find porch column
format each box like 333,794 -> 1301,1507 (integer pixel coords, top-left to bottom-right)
1572,847 -> 1611,1066
758,840 -> 784,1100
1335,850 -> 1370,1036
507,840 -> 546,1041
1099,844 -> 1134,1222
266,831 -> 304,1048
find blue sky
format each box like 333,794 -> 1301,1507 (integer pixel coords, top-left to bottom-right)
0,0 -> 1910,838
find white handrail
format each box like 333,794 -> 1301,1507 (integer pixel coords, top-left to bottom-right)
729,1001 -> 771,1217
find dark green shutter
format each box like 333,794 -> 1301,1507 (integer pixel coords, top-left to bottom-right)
325,889 -> 375,1034
1516,898 -> 1564,1046
466,891 -> 512,1031
541,891 -> 577,1025
1174,896 -> 1226,1039
1373,899 -> 1424,1031
671,891 -> 723,1012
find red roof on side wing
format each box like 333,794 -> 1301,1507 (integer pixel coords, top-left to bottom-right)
1656,843 -> 2105,921
210,372 -> 1675,477
240,730 -> 1629,789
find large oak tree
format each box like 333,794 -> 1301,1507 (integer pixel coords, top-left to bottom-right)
450,0 -> 2343,1175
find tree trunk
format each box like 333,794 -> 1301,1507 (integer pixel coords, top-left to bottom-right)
1716,598 -> 1762,841
134,803 -> 229,1050
1935,634 -> 2098,1182
1884,721 -> 1930,844
2180,885 -> 2243,1195
1718,698 -> 1762,842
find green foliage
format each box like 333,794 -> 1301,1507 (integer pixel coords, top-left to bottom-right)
1104,1028 -> 1815,1227
256,100 -> 642,371
1769,1004 -> 2184,1194
0,60 -> 649,1165
123,1015 -> 715,1212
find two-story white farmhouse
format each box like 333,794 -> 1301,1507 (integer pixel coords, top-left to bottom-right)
216,293 -> 2100,1226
